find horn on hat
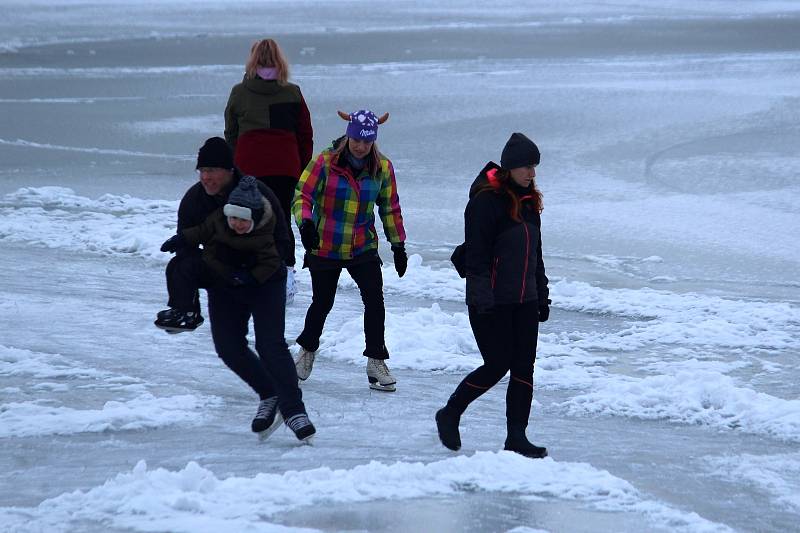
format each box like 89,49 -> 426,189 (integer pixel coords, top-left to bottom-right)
337,110 -> 350,121
377,112 -> 389,124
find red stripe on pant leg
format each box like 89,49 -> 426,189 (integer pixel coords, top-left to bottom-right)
511,375 -> 533,388
465,381 -> 491,390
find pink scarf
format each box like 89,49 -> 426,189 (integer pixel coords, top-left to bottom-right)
256,67 -> 278,80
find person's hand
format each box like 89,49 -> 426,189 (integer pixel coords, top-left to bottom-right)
160,234 -> 186,253
229,270 -> 257,287
392,243 -> 408,278
538,298 -> 552,323
299,219 -> 319,251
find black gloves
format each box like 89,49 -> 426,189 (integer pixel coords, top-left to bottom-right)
229,270 -> 257,287
538,298 -> 552,323
392,242 -> 408,278
160,233 -> 186,253
299,219 -> 319,251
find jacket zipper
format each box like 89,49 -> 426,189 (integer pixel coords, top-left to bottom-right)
491,257 -> 499,288
520,223 -> 530,302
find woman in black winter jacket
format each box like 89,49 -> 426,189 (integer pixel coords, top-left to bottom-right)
436,132 -> 550,459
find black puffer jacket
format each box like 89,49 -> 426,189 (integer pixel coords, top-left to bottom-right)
464,162 -> 548,310
176,168 -> 291,262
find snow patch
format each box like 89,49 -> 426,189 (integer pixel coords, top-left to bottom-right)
0,393 -> 220,438
0,452 -> 728,532
562,370 -> 800,442
0,344 -> 113,381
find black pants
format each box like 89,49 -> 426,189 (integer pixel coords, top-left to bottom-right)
256,175 -> 297,268
208,266 -> 305,418
445,301 -> 539,427
165,250 -> 217,313
296,259 -> 388,359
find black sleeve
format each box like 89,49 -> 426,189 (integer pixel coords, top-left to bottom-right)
536,232 -> 549,303
257,181 -> 291,262
176,189 -> 194,232
176,186 -> 204,256
464,192 -> 496,309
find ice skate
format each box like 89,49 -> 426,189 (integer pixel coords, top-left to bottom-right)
285,413 -> 316,443
252,397 -> 283,440
154,308 -> 204,333
366,357 -> 396,392
294,347 -> 316,381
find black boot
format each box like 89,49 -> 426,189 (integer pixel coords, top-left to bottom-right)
504,424 -> 547,459
435,407 -> 461,451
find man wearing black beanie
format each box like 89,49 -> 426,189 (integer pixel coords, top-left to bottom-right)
156,137 -> 318,442
196,136 -> 234,171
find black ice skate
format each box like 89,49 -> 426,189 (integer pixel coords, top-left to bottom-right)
154,308 -> 204,333
285,413 -> 316,443
252,397 -> 283,440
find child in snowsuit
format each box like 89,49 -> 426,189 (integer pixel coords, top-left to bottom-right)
155,175 -> 281,330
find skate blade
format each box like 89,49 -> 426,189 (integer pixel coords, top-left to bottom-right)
160,327 -> 189,334
154,323 -> 195,334
256,414 -> 284,441
368,381 -> 396,392
300,435 -> 314,445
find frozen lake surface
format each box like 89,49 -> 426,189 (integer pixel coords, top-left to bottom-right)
1,1 -> 799,531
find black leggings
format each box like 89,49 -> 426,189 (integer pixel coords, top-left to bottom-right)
445,301 -> 539,426
256,175 -> 297,267
296,259 -> 388,359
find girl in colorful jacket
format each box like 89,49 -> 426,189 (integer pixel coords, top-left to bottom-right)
291,109 -> 407,392
436,132 -> 551,459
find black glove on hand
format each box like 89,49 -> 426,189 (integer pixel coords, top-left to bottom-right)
299,219 -> 319,251
392,243 -> 408,278
229,270 -> 257,287
160,233 -> 186,253
538,298 -> 552,323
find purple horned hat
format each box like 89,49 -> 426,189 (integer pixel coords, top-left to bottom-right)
338,109 -> 389,142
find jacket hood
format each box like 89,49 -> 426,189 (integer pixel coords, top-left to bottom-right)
254,195 -> 274,230
468,161 -> 535,199
243,77 -> 284,96
468,161 -> 501,199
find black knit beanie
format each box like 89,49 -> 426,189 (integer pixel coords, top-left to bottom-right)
196,137 -> 234,170
500,132 -> 540,170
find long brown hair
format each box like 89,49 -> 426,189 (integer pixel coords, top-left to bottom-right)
331,137 -> 383,178
476,167 -> 543,221
245,39 -> 289,84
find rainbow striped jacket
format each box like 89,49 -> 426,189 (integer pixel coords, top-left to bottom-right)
292,147 -> 406,260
